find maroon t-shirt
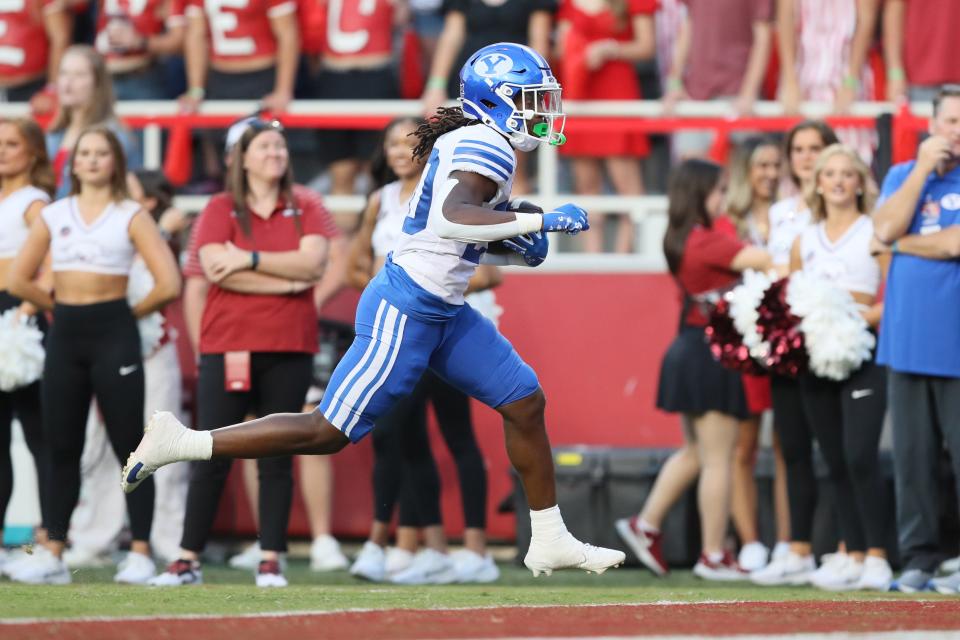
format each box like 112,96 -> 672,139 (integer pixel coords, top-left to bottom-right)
676,224 -> 744,326
903,0 -> 960,87
193,187 -> 338,354
680,0 -> 773,100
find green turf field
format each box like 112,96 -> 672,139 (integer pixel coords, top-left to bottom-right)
1,560 -> 947,620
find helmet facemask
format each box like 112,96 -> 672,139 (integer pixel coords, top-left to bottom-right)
498,83 -> 566,151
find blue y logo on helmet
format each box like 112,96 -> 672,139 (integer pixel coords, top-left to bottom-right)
459,42 -> 566,151
474,53 -> 513,79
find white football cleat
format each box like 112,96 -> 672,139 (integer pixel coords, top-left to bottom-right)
524,534 -> 625,577
121,411 -> 191,494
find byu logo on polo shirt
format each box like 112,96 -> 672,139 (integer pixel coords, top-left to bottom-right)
940,193 -> 960,211
474,53 -> 512,78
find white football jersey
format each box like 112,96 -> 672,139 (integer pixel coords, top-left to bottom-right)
392,124 -> 515,304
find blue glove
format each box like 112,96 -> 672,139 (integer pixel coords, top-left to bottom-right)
502,231 -> 549,267
541,203 -> 589,235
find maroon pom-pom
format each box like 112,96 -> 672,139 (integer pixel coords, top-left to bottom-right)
706,298 -> 766,375
755,278 -> 808,377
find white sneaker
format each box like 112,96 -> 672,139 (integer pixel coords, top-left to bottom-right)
856,556 -> 893,591
811,553 -> 863,591
310,535 -> 349,572
64,546 -> 114,569
114,551 -> 156,585
1,546 -> 38,577
122,411 -> 195,493
692,551 -> 748,581
940,556 -> 960,575
9,548 -> 70,585
255,560 -> 287,587
390,549 -> 457,585
771,541 -> 791,562
384,547 -> 414,576
350,541 -> 386,582
149,559 -> 203,586
524,533 -> 625,577
751,551 -> 815,586
451,549 -> 500,583
737,542 -> 770,572
229,542 -> 262,570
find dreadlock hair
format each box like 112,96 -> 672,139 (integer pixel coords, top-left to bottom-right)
412,106 -> 481,161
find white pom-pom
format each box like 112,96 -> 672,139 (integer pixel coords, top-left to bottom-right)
786,271 -> 875,381
725,269 -> 773,361
0,310 -> 45,392
127,259 -> 165,358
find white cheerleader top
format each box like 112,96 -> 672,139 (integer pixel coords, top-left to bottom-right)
0,186 -> 51,259
799,214 -> 881,296
41,197 -> 140,276
767,195 -> 812,267
371,181 -> 410,258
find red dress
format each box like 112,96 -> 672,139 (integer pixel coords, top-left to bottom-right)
557,0 -> 656,157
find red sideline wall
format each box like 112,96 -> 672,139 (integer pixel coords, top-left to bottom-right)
180,272 -> 684,542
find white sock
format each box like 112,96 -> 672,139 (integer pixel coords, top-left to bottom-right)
175,429 -> 213,461
529,505 -> 569,542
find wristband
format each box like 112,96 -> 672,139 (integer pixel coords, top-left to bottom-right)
515,212 -> 543,235
887,67 -> 905,82
250,250 -> 260,270
427,76 -> 447,91
666,77 -> 683,92
186,86 -> 205,99
842,74 -> 860,90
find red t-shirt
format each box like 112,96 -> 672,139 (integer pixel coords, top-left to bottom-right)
186,0 -> 295,63
676,224 -> 744,326
0,0 -> 59,79
680,0 -> 773,100
183,184 -> 338,278
193,186 -> 339,354
316,0 -> 393,59
95,0 -> 186,62
903,0 -> 960,86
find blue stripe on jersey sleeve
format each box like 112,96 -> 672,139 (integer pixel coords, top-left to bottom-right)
460,138 -> 514,163
451,156 -> 510,182
453,146 -> 514,174
403,148 -> 440,235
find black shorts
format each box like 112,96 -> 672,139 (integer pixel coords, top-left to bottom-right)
310,65 -> 399,165
207,67 -> 276,100
656,325 -> 749,420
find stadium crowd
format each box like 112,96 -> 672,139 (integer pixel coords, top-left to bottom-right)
0,0 -> 959,596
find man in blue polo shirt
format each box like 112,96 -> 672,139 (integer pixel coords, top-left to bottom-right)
873,85 -> 960,593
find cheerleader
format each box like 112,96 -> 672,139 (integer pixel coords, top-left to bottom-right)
752,120 -> 841,586
616,159 -> 772,580
791,144 -> 891,591
723,136 -> 792,572
7,126 -> 181,584
0,118 -> 54,570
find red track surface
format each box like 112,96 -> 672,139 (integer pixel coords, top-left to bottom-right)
5,601 -> 960,640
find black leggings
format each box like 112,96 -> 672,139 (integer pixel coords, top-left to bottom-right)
43,299 -> 152,542
771,375 -> 817,543
799,361 -> 888,552
180,352 -> 312,554
371,371 -> 488,530
0,292 -> 48,532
